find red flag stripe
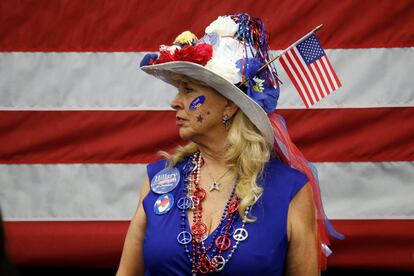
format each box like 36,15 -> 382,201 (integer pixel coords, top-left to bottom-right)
287,49 -> 318,104
279,57 -> 310,107
316,59 -> 334,95
1,0 -> 413,51
4,220 -> 414,270
325,56 -> 342,87
327,57 -> 341,89
281,52 -> 314,107
290,49 -> 322,102
312,61 -> 331,98
309,63 -> 329,98
307,62 -> 325,100
1,108 -> 413,163
320,56 -> 337,92
291,48 -> 324,102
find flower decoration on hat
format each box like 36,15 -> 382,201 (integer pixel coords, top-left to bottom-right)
251,77 -> 265,92
140,13 -> 281,113
174,31 -> 198,46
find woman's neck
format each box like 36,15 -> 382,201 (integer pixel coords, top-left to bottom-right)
197,141 -> 227,167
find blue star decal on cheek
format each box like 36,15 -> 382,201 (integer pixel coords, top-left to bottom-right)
196,114 -> 204,123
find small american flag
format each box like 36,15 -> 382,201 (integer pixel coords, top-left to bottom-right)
279,33 -> 342,108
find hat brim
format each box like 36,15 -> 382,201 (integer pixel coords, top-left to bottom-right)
141,61 -> 274,146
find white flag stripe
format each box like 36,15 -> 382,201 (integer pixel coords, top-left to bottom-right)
310,63 -> 329,98
1,162 -> 413,221
322,55 -> 340,91
0,164 -> 146,221
279,53 -> 308,105
315,59 -> 334,95
286,50 -> 317,104
0,48 -> 414,110
292,48 -> 324,101
280,54 -> 312,107
323,56 -> 341,90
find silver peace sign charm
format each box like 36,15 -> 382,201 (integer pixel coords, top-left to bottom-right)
233,228 -> 248,242
177,230 -> 192,245
212,255 -> 226,272
177,196 -> 193,210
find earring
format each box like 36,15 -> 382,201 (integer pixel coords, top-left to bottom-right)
222,114 -> 232,127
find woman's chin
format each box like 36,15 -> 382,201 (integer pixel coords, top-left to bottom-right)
178,128 -> 194,141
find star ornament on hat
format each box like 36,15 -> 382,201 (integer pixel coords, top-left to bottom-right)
140,13 -> 280,146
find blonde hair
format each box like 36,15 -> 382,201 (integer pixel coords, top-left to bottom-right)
161,108 -> 271,221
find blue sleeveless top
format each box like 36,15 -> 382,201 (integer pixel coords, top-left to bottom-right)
142,157 -> 308,275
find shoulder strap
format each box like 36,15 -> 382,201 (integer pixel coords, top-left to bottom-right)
146,159 -> 168,182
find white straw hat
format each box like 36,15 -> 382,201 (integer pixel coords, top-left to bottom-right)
140,13 -> 281,146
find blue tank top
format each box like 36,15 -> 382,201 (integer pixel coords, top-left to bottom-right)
143,156 -> 308,275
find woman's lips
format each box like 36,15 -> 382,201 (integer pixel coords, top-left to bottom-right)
176,116 -> 187,126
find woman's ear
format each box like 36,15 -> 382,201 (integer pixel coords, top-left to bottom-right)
224,99 -> 239,118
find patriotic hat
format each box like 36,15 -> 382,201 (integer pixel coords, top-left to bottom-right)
140,13 -> 280,146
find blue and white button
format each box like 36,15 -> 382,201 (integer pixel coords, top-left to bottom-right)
151,167 -> 180,194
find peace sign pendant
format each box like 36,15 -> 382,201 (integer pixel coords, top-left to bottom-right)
215,235 -> 232,251
212,255 -> 226,272
177,230 -> 192,245
233,228 -> 249,242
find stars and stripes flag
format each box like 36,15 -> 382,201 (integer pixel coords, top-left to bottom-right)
1,0 -> 413,272
280,33 -> 342,108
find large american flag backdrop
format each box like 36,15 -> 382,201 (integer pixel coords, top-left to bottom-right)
0,0 -> 413,271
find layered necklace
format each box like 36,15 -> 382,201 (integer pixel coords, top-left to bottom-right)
176,152 -> 251,275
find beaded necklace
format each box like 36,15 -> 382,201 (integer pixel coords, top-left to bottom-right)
176,152 -> 251,274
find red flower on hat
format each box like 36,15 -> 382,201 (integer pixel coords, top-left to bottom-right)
155,50 -> 175,64
173,43 -> 213,65
155,43 -> 213,66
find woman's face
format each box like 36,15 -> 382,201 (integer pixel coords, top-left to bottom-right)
170,80 -> 229,142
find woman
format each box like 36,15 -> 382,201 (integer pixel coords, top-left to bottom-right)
117,13 -> 341,275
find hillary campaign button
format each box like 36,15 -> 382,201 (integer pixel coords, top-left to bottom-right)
151,167 -> 180,194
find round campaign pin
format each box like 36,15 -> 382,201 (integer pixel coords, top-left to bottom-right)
151,167 -> 180,194
153,193 -> 174,215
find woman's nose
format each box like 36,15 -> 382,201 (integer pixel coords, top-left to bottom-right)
170,91 -> 183,110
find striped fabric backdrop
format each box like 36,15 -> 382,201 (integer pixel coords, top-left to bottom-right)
1,0 -> 413,271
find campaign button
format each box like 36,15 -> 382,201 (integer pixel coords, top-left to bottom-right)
151,167 -> 180,194
153,193 -> 174,215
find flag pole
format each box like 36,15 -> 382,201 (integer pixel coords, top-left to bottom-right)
239,24 -> 324,87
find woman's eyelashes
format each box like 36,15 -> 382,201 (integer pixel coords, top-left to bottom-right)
183,83 -> 194,93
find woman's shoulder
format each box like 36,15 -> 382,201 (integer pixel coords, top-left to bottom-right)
147,159 -> 168,170
146,159 -> 168,180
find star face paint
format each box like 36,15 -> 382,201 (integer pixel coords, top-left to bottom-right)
189,95 -> 206,111
196,114 -> 204,123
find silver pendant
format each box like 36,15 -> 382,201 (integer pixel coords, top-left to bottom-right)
209,181 -> 221,192
212,255 -> 226,271
177,230 -> 192,245
233,228 -> 248,241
